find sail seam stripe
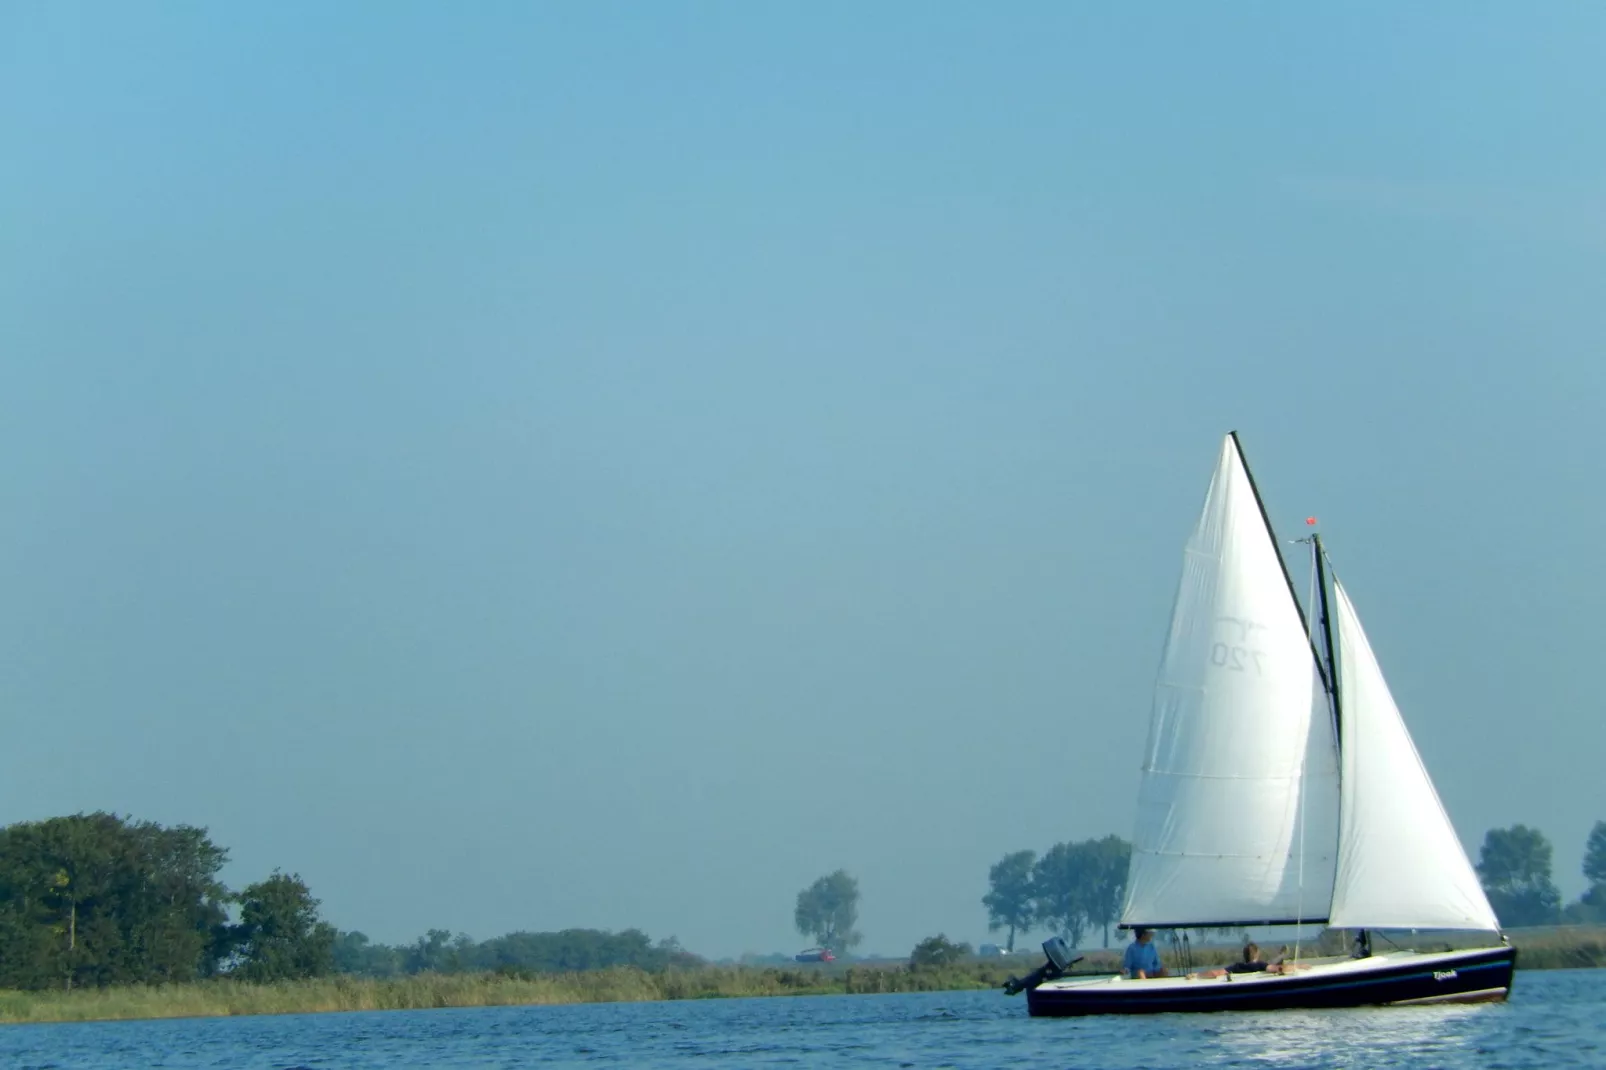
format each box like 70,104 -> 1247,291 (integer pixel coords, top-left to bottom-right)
1135,854 -> 1330,861
1119,918 -> 1331,929
1139,772 -> 1304,781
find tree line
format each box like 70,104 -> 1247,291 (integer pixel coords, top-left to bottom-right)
332,927 -> 702,977
0,813 -> 334,990
0,813 -> 705,991
984,821 -> 1606,948
6,811 -> 1596,993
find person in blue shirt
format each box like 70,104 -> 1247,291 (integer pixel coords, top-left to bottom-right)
1122,928 -> 1166,979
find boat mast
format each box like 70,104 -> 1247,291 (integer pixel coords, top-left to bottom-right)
1228,432 -> 1333,695
1312,533 -> 1341,749
1311,531 -> 1359,954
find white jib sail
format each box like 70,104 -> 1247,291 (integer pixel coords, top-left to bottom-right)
1326,579 -> 1501,932
1121,436 -> 1338,928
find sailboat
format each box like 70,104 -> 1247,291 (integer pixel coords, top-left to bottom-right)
1025,433 -> 1516,1016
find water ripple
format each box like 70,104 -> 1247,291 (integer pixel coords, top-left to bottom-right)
0,970 -> 1600,1068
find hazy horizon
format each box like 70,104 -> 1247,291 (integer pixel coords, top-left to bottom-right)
5,3 -> 1604,959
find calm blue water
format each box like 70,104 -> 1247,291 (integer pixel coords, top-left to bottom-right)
2,970 -> 1601,1069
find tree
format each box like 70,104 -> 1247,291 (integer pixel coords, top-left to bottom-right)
136,823 -> 234,980
1563,821 -> 1606,923
1584,821 -> 1606,887
34,816 -> 121,990
1031,843 -> 1089,949
402,928 -> 474,973
1029,837 -> 1131,950
0,813 -> 230,990
982,850 -> 1036,953
1476,825 -> 1561,927
794,870 -> 861,953
1565,883 -> 1606,924
333,931 -> 403,977
1080,835 -> 1131,949
909,934 -> 971,968
228,872 -> 337,982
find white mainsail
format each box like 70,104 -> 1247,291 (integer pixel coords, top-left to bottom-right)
1121,436 -> 1339,928
1326,580 -> 1500,932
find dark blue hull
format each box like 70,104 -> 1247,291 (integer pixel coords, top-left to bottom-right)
1026,946 -> 1516,1016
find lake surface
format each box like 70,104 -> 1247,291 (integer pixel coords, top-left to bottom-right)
3,969 -> 1601,1069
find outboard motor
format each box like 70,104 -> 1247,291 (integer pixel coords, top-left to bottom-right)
1003,936 -> 1082,995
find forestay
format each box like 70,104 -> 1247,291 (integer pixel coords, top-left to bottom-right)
1121,436 -> 1339,929
1326,580 -> 1500,932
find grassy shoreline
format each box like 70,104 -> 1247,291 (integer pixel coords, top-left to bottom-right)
2,928 -> 1601,1026
0,962 -> 1022,1025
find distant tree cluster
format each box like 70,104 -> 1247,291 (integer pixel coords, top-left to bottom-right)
908,934 -> 971,968
794,870 -> 861,954
331,927 -> 702,978
1579,821 -> 1606,923
1476,822 -> 1606,927
230,872 -> 338,983
984,835 -> 1131,952
0,813 -> 334,990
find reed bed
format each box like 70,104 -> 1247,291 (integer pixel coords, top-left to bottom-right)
1506,926 -> 1606,969
0,969 -> 659,1024
0,963 -> 1005,1025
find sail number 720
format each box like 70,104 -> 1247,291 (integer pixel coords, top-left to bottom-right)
1210,643 -> 1264,674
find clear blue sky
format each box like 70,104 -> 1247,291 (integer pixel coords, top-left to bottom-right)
3,3 -> 1603,958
